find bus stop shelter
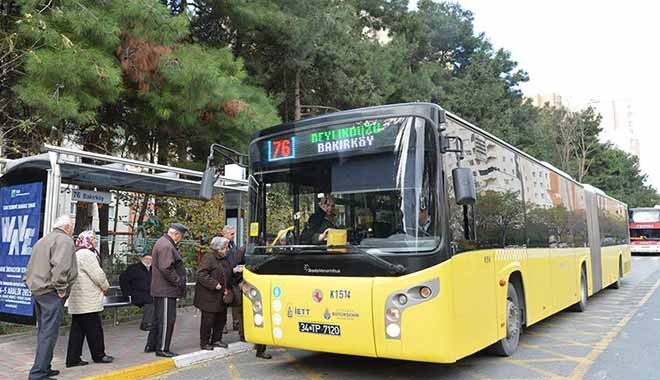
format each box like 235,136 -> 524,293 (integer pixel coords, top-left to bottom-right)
0,144 -> 246,324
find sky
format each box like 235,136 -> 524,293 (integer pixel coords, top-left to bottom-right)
412,0 -> 660,190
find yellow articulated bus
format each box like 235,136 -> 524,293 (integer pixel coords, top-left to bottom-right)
213,103 -> 631,363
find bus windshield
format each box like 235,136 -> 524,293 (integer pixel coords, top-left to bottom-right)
630,229 -> 660,240
248,117 -> 439,255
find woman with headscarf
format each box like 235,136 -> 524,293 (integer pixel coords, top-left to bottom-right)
65,231 -> 114,367
194,236 -> 233,350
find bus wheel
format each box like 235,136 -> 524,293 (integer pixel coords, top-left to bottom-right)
571,269 -> 588,312
492,283 -> 522,356
610,257 -> 623,289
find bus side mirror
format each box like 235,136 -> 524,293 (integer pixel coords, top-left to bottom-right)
452,167 -> 476,205
199,166 -> 216,201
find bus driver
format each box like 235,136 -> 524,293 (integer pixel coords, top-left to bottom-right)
301,195 -> 337,244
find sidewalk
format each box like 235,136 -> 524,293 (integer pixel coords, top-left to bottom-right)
0,306 -> 245,380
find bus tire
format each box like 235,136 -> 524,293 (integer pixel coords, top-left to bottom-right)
571,269 -> 588,312
609,257 -> 623,289
491,283 -> 522,356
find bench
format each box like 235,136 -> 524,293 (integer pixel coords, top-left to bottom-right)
103,283 -> 196,325
103,292 -> 132,326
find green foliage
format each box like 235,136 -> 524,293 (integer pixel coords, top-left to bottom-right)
584,147 -> 659,207
12,0 -> 279,163
5,0 -> 658,222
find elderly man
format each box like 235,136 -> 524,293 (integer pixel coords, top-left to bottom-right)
119,252 -> 153,331
221,226 -> 241,333
25,215 -> 78,380
145,223 -> 188,358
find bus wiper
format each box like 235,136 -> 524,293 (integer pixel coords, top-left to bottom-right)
248,245 -> 407,275
354,247 -> 407,275
320,245 -> 407,275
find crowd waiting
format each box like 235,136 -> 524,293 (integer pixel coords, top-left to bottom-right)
24,215 -> 269,380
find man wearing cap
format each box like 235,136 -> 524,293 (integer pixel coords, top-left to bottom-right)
145,223 -> 188,357
119,251 -> 153,331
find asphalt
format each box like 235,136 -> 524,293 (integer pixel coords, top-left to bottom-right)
0,306 -> 244,380
146,256 -> 660,380
584,257 -> 660,380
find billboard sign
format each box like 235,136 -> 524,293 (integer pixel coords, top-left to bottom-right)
0,182 -> 43,317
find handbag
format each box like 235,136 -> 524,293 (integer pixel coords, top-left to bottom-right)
222,276 -> 234,305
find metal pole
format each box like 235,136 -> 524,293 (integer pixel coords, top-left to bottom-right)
110,192 -> 121,256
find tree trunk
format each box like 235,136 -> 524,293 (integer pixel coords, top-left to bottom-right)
157,131 -> 169,165
294,69 -> 302,121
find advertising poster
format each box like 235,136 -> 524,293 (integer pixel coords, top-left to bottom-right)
0,182 -> 43,317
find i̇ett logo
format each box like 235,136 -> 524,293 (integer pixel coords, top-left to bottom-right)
312,289 -> 323,303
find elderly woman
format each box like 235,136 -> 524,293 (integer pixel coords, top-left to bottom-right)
194,236 -> 233,350
66,231 -> 113,367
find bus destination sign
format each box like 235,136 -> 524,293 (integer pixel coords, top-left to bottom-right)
267,136 -> 296,161
263,118 -> 405,163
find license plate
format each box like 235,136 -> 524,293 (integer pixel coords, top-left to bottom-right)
298,321 -> 341,336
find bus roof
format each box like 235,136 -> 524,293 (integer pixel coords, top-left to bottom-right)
250,102 -> 627,208
251,102 -> 443,140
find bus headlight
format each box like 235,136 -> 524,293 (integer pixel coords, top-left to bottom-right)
242,280 -> 264,328
386,307 -> 400,322
386,323 -> 401,338
384,279 -> 440,340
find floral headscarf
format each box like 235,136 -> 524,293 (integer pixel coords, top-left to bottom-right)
75,230 -> 97,252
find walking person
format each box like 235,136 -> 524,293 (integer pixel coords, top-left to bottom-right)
234,256 -> 272,359
145,223 -> 188,357
221,226 -> 241,333
119,252 -> 154,331
193,236 -> 232,350
24,215 -> 78,380
231,238 -> 272,360
65,231 -> 113,367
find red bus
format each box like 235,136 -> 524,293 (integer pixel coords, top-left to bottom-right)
629,207 -> 660,254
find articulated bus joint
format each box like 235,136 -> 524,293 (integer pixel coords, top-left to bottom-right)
384,278 -> 440,339
242,280 -> 264,328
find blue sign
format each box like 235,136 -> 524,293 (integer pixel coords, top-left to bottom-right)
273,286 -> 282,298
0,182 -> 43,317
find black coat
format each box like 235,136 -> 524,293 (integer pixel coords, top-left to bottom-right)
119,262 -> 153,306
193,250 -> 232,313
301,209 -> 336,244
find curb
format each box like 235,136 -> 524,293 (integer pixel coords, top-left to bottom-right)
81,342 -> 251,380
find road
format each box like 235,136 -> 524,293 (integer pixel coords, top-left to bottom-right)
148,255 -> 660,380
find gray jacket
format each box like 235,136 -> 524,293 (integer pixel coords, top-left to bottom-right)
24,228 -> 78,296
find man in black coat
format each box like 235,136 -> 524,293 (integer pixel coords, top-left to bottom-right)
301,195 -> 337,244
119,252 -> 153,331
